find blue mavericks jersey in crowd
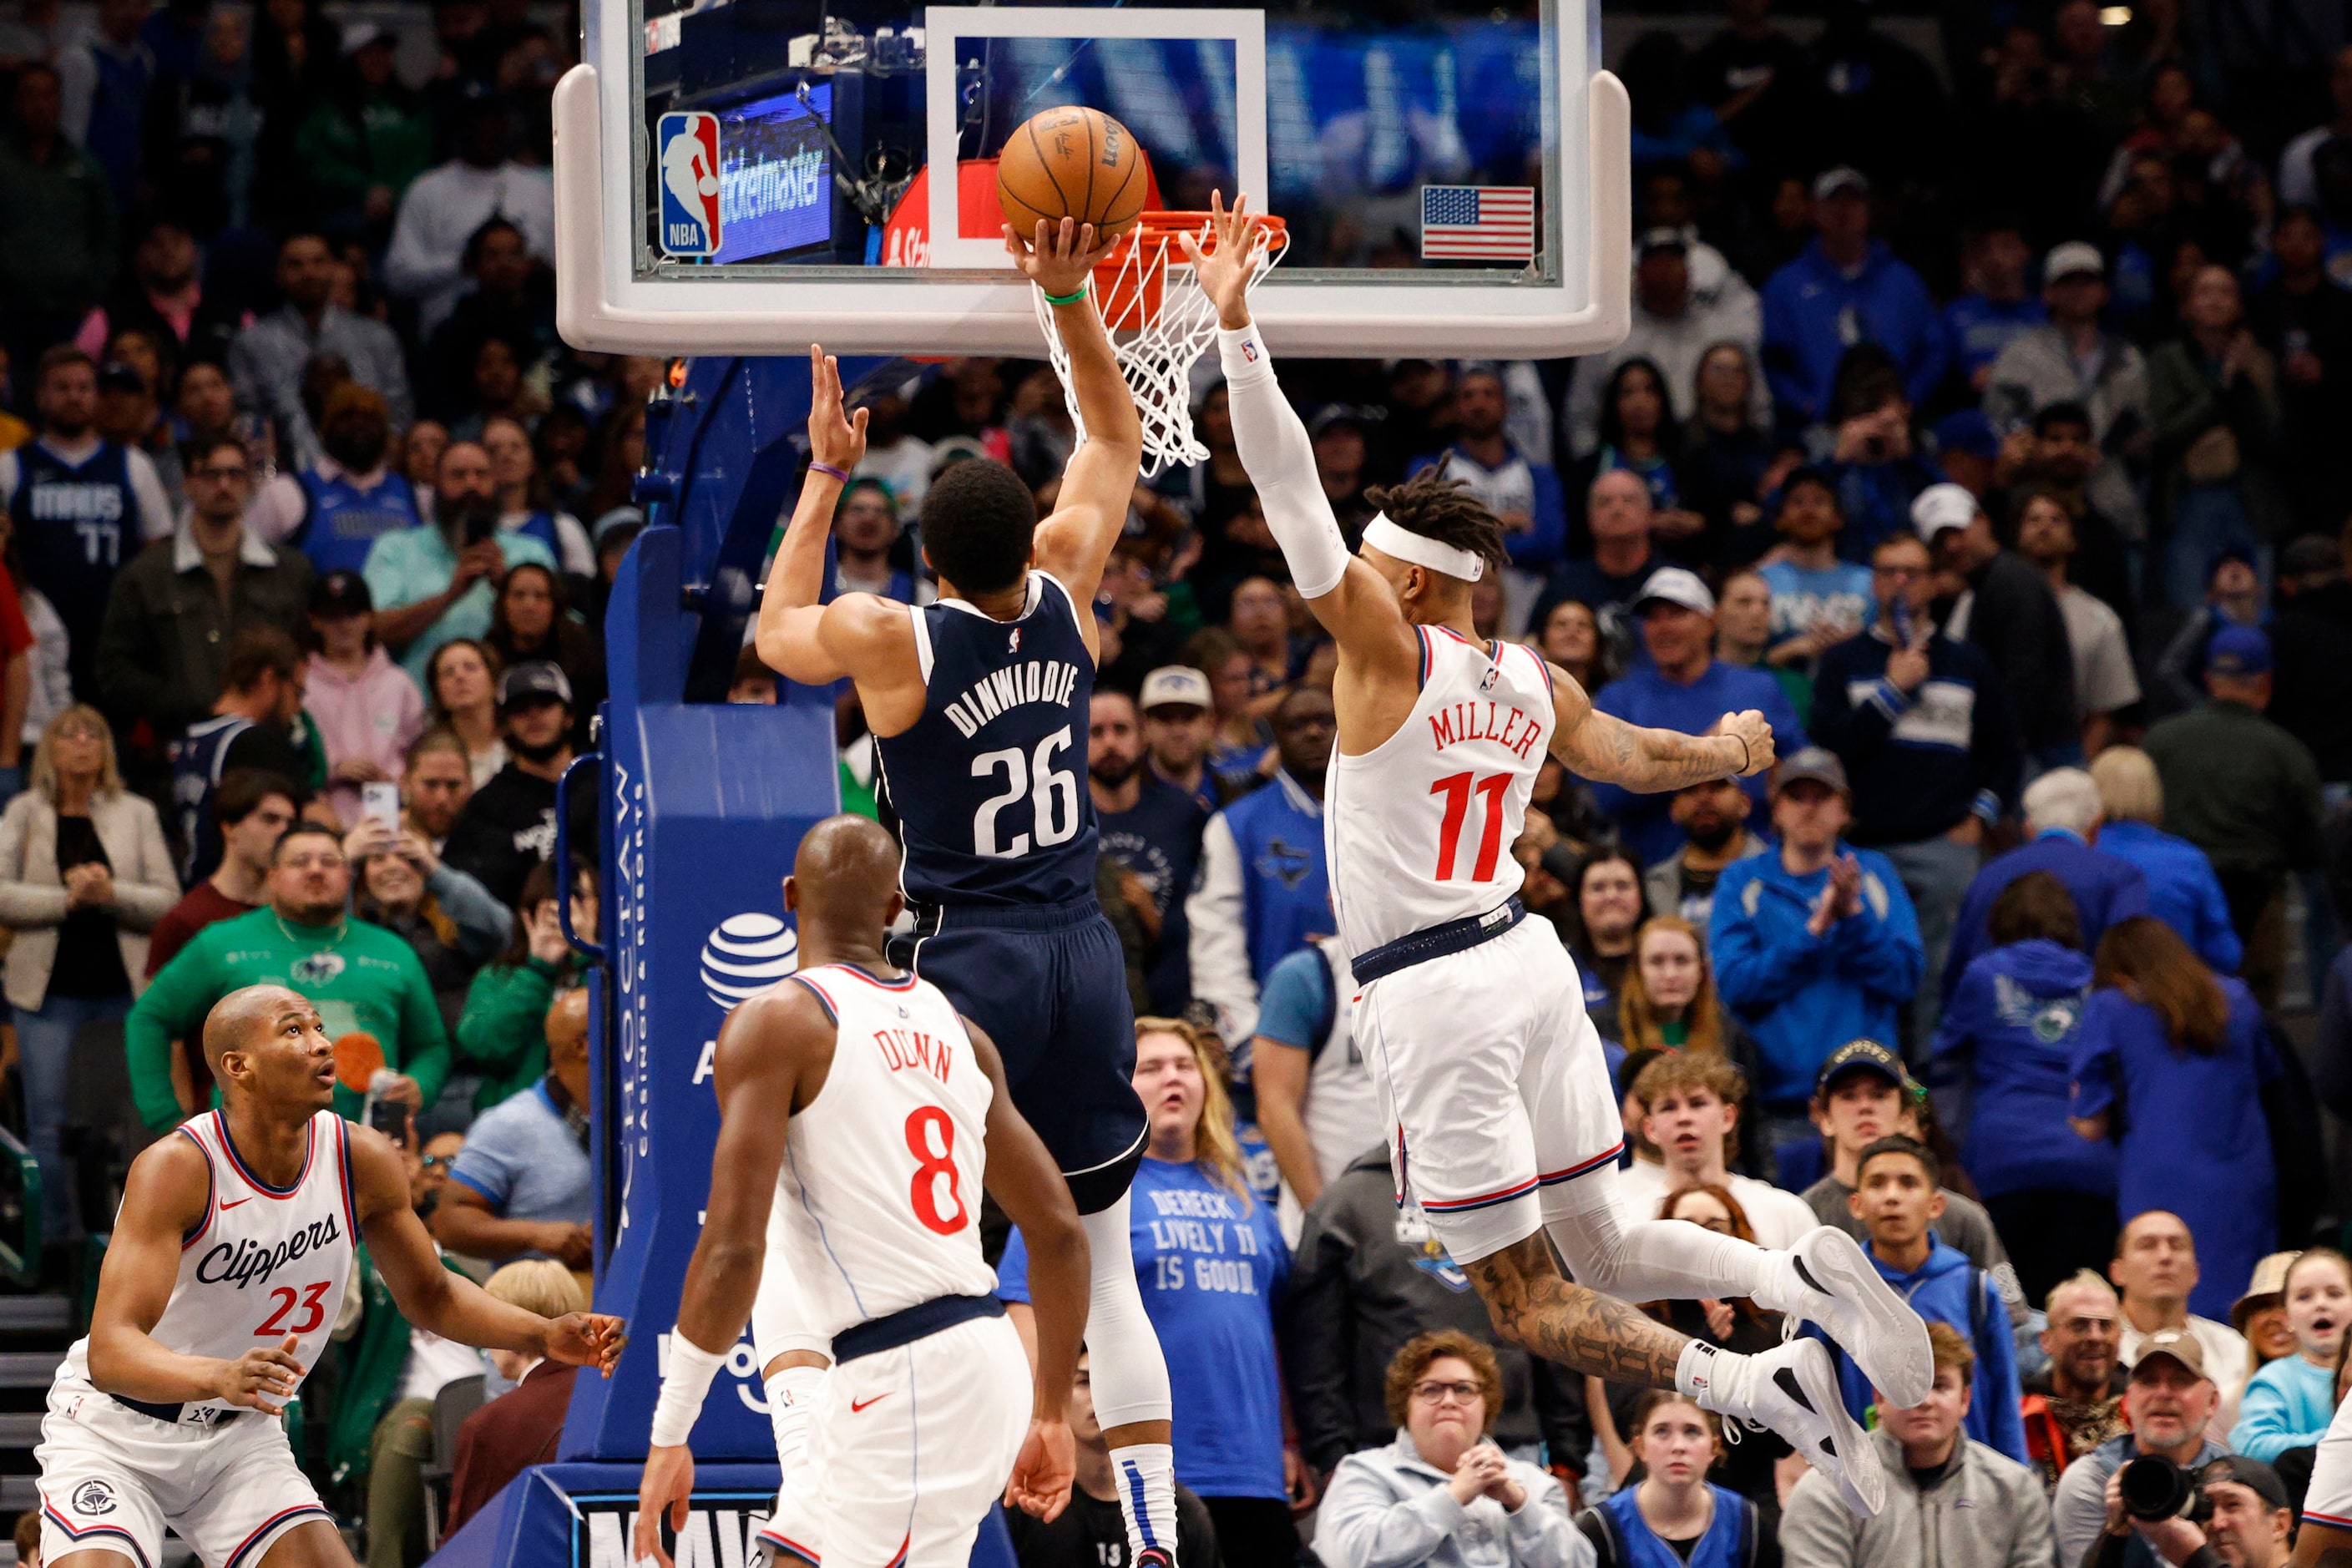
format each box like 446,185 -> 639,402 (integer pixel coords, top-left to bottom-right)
296,468 -> 420,574
12,440 -> 132,664
875,571 -> 1098,908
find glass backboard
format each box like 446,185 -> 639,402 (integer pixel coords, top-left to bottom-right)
554,0 -> 1628,356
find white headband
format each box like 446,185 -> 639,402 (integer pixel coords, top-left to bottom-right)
1362,514 -> 1483,582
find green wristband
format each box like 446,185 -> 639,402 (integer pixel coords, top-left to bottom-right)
1041,286 -> 1089,306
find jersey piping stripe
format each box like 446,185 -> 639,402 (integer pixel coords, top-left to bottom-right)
1537,1142 -> 1626,1185
832,963 -> 918,992
1419,1175 -> 1541,1212
220,1504 -> 335,1568
757,1530 -> 821,1565
334,1116 -> 359,1240
883,1531 -> 911,1568
178,1124 -> 217,1249
1520,641 -> 1555,695
788,973 -> 839,1024
214,1110 -> 316,1197
43,1501 -> 154,1568
1415,626 -> 1432,690
905,600 -> 934,682
2307,1510 -> 2352,1529
781,1137 -> 868,1318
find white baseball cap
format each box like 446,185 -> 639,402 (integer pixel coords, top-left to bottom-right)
2043,240 -> 2106,283
1633,566 -> 1717,616
1910,483 -> 1984,540
1138,666 -> 1214,712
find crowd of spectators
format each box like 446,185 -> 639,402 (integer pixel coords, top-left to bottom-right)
10,0 -> 2352,1560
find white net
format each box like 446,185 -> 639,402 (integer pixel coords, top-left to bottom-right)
1032,215 -> 1291,480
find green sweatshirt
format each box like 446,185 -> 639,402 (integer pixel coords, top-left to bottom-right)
454,956 -> 573,1110
127,907 -> 453,1132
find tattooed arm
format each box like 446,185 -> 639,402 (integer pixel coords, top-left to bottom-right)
1545,660 -> 1778,792
1462,1236 -> 1689,1388
2291,1523 -> 2352,1566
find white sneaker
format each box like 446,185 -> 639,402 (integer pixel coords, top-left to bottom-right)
1697,1338 -> 1884,1518
1773,1227 -> 1934,1410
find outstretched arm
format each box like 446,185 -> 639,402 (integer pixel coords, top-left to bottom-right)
1547,664 -> 1774,792
355,1123 -> 624,1368
968,1019 -> 1089,1522
84,1136 -> 312,1412
755,347 -> 905,687
636,988 -> 816,1568
1023,219 -> 1143,625
1185,198 -> 1416,678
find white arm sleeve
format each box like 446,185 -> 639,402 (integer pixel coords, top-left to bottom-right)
1216,327 -> 1353,599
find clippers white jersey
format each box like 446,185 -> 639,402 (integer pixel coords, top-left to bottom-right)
771,964 -> 998,1340
1328,625 -> 1559,956
56,1110 -> 357,1415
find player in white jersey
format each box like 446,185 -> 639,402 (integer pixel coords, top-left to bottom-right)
38,984 -> 622,1568
636,816 -> 1091,1568
2294,1366 -> 2352,1565
1184,198 -> 1929,1518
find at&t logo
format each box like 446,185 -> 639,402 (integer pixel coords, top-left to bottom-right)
699,914 -> 797,1009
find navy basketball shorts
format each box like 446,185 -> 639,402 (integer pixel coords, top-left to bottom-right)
898,895 -> 1147,1211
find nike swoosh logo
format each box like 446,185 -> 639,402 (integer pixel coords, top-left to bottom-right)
220,1197 -> 252,1211
850,1393 -> 892,1413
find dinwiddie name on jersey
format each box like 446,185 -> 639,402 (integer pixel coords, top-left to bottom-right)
938,660 -> 1083,739
1428,697 -> 1542,760
193,1213 -> 343,1290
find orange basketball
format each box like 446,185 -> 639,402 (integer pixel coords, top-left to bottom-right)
995,106 -> 1151,245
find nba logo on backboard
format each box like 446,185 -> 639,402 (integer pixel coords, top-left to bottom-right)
657,112 -> 722,257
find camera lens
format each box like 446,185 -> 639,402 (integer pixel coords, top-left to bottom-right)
2120,1455 -> 2193,1521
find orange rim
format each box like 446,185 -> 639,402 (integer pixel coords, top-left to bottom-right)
1091,212 -> 1287,327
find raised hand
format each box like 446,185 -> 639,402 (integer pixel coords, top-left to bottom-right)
1176,190 -> 1265,330
213,1334 -> 303,1415
1003,215 -> 1121,305
805,346 -> 869,473
1709,710 -> 1775,776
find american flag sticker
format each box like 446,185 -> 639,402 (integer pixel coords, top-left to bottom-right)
1421,186 -> 1537,260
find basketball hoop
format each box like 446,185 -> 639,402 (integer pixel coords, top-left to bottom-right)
1032,211 -> 1290,480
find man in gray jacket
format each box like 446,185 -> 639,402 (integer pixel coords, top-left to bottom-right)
1982,242 -> 2148,541
1783,1322 -> 2055,1568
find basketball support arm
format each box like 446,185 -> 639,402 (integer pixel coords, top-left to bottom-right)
1216,327 -> 1351,599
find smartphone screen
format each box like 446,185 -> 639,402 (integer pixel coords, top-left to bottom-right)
362,781 -> 400,829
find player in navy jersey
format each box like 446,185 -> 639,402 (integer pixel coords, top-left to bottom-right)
758,219 -> 1184,1566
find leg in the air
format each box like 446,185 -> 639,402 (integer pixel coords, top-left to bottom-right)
1459,1232 -> 1884,1518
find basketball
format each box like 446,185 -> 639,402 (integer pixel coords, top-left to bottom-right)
995,105 -> 1151,245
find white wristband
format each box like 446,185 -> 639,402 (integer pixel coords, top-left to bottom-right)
649,1336 -> 728,1448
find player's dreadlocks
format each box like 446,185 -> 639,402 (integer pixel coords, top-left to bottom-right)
1363,456 -> 1510,580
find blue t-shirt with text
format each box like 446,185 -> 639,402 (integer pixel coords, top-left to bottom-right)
997,1157 -> 1290,1498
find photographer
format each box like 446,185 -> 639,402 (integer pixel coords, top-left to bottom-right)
2081,1455 -> 2294,1568
2055,1331 -> 2229,1568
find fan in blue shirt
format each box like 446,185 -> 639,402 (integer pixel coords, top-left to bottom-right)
1589,569 -> 1808,864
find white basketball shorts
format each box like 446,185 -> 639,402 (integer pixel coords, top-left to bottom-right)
1355,913 -> 1624,1264
756,1313 -> 1030,1568
36,1380 -> 331,1568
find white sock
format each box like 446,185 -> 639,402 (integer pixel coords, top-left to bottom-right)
1676,1341 -> 1736,1410
1107,1443 -> 1179,1565
764,1364 -> 827,1473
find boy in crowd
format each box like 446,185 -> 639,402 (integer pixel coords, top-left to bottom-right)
1823,1136 -> 2026,1464
1798,1041 -> 2026,1323
1618,1054 -> 1818,1248
1782,1322 -> 2054,1568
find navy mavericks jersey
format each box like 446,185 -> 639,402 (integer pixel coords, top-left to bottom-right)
874,571 -> 1098,908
